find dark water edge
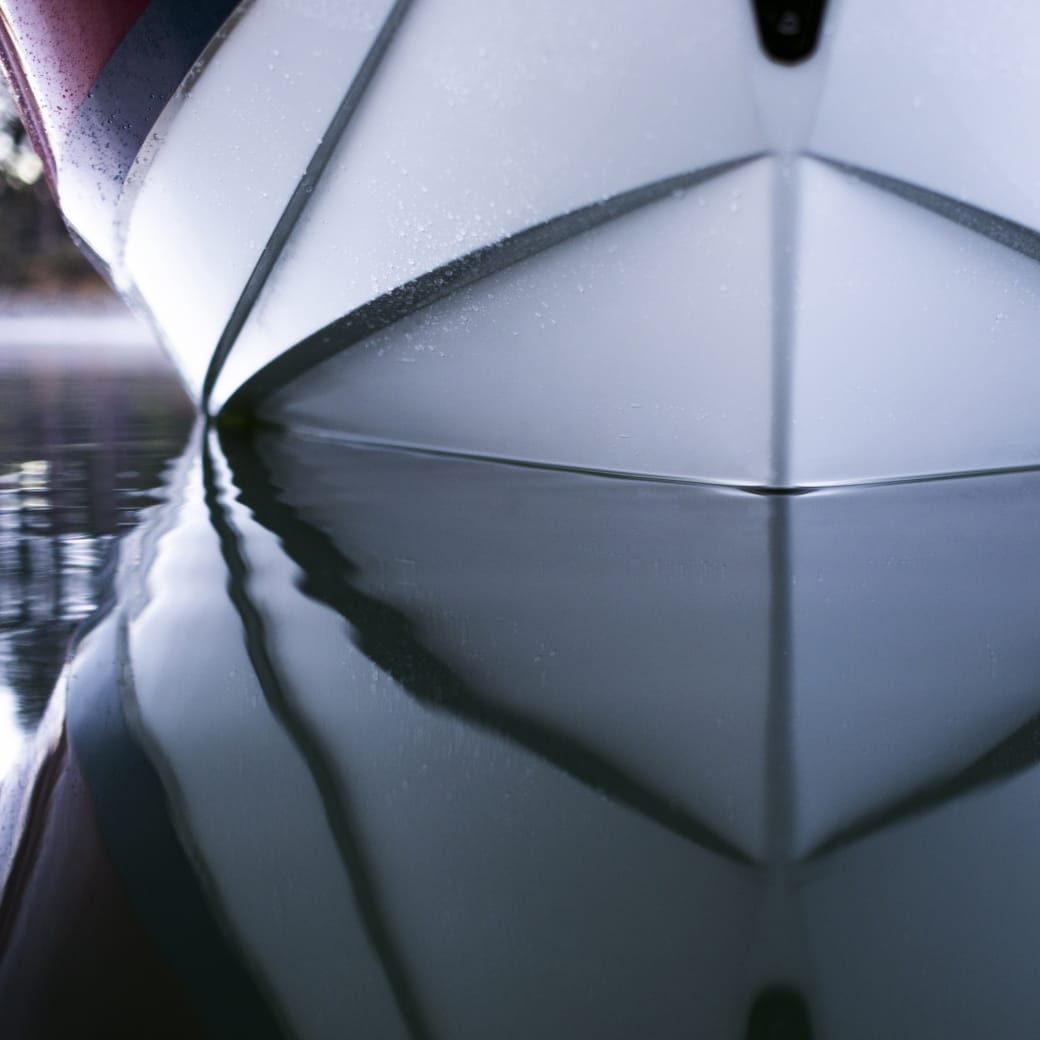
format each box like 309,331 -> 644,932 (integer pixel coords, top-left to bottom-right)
0,347 -> 193,772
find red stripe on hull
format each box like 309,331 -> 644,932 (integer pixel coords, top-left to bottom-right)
0,0 -> 147,142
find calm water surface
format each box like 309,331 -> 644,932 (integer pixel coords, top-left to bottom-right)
0,341 -> 192,773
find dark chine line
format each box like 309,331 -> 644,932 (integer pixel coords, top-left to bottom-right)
218,429 -> 751,866
813,155 -> 1040,265
810,704 -> 1040,860
221,154 -> 761,416
802,461 -> 1040,492
251,418 -> 819,496
201,440 -> 435,1040
201,0 -> 417,408
226,417 -> 1040,495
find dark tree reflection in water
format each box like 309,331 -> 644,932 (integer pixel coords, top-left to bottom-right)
0,334 -> 192,765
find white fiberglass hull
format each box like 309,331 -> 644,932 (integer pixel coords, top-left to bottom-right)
57,0 -> 1040,487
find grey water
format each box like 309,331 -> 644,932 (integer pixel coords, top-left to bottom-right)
0,339 -> 192,775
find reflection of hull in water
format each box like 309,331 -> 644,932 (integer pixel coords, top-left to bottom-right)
4,428 -> 1040,1036
5,0 -> 1040,484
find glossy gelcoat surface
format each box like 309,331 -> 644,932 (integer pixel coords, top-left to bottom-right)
202,0 -> 1040,485
118,0 -> 397,400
